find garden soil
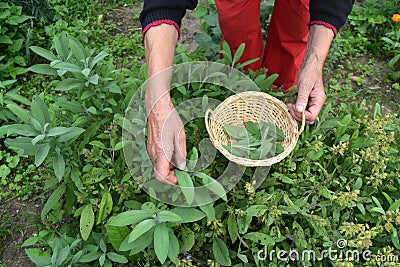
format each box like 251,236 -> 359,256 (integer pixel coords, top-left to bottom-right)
0,199 -> 41,267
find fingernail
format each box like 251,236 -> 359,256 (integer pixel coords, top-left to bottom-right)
297,105 -> 304,112
178,162 -> 186,170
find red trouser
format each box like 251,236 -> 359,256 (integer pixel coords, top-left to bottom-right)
215,0 -> 310,90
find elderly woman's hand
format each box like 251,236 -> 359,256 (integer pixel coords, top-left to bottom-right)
288,24 -> 334,124
288,55 -> 326,124
146,95 -> 186,185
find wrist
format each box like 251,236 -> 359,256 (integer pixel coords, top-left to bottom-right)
303,25 -> 334,66
146,91 -> 173,114
145,68 -> 173,113
301,53 -> 324,73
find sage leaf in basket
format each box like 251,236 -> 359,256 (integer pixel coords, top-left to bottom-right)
244,121 -> 261,139
259,122 -> 285,142
222,145 -> 250,158
259,139 -> 274,159
222,124 -> 248,139
222,121 -> 285,160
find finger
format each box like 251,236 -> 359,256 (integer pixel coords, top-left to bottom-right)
154,154 -> 170,178
289,104 -> 315,124
174,126 -> 187,170
155,170 -> 177,185
165,170 -> 178,184
304,110 -> 315,124
308,90 -> 326,122
288,104 -> 302,122
154,155 -> 177,185
306,105 -> 321,123
304,84 -> 326,123
295,83 -> 313,113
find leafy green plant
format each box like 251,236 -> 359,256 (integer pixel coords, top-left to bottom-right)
382,18 -> 400,80
108,203 -> 206,264
346,0 -> 399,54
193,0 -> 221,60
103,32 -> 144,68
0,94 -> 85,180
5,0 -> 54,20
29,31 -> 128,126
328,0 -> 400,66
0,86 -> 31,122
0,2 -> 32,84
7,27 -> 148,266
0,149 -> 42,200
49,0 -> 99,22
23,230 -> 128,267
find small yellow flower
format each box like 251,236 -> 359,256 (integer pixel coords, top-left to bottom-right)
392,14 -> 400,22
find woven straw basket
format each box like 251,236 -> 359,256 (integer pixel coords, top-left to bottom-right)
205,91 -> 305,167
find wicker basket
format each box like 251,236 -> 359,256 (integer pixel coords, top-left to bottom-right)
205,91 -> 305,167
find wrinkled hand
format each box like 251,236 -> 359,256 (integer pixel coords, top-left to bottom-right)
288,24 -> 334,124
288,59 -> 326,124
147,97 -> 187,185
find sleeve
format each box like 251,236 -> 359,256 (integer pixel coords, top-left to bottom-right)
309,0 -> 355,36
140,0 -> 198,38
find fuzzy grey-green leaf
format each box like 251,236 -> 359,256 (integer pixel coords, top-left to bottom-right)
213,237 -> 231,266
154,223 -> 169,264
127,219 -> 156,243
80,204 -> 95,241
108,210 -> 153,226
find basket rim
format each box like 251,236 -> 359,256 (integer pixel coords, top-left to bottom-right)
204,91 -> 305,167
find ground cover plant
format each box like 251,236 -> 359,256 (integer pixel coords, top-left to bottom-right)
0,0 -> 399,266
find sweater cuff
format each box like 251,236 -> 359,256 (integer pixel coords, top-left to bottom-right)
308,13 -> 344,36
309,21 -> 338,37
142,19 -> 181,39
140,8 -> 184,38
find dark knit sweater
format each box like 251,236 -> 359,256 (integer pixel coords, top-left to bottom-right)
140,0 -> 198,34
309,0 -> 355,33
140,0 -> 354,36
